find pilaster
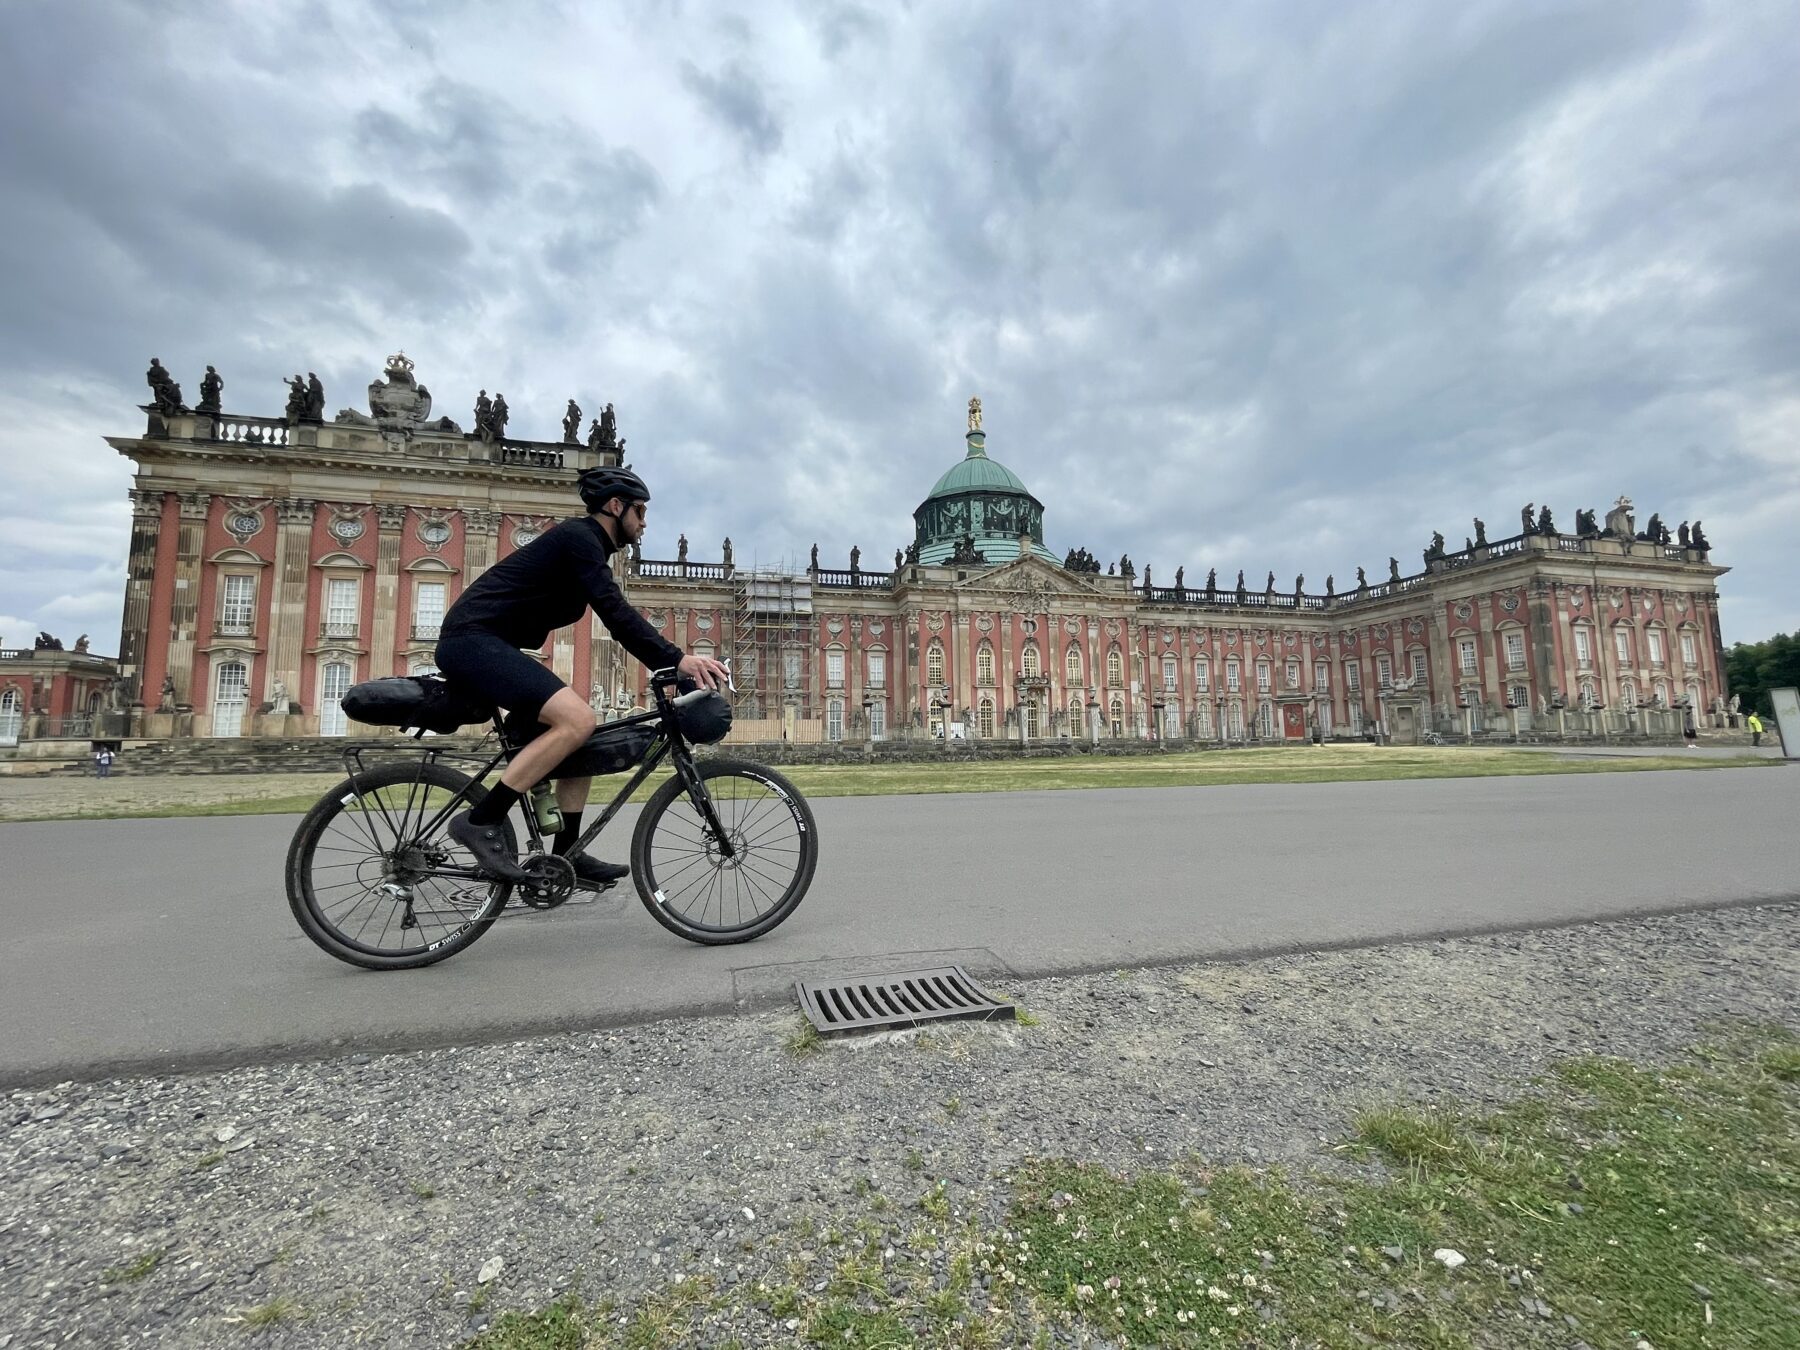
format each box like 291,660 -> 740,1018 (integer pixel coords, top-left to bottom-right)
118,490 -> 164,703
369,503 -> 408,678
266,498 -> 316,706
163,493 -> 211,706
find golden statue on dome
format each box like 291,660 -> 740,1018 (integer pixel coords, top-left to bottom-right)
967,396 -> 982,432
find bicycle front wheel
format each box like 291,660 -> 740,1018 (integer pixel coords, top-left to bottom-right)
286,760 -> 513,970
630,757 -> 817,945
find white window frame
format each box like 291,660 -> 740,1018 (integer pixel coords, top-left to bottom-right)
1647,629 -> 1665,665
826,647 -> 845,689
1574,626 -> 1593,668
219,573 -> 256,635
1615,628 -> 1632,666
1376,653 -> 1392,689
1458,638 -> 1478,674
211,660 -> 249,738
926,643 -> 944,688
324,578 -> 359,639
1162,655 -> 1178,691
413,580 -> 446,641
1410,650 -> 1429,685
1195,656 -> 1210,692
1255,660 -> 1271,694
1022,643 -> 1041,677
1226,659 -> 1240,693
868,698 -> 886,740
319,660 -> 353,736
1065,646 -> 1082,688
867,648 -> 886,688
978,696 -> 995,737
1505,630 -> 1526,671
827,697 -> 844,741
1107,648 -> 1123,687
976,643 -> 995,685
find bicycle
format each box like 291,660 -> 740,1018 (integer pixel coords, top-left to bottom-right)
285,669 -> 818,970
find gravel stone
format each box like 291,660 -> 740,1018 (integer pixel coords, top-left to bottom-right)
0,903 -> 1793,1348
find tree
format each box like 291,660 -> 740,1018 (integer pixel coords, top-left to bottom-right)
1724,632 -> 1800,716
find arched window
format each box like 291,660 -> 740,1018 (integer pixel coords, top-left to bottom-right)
1653,681 -> 1669,707
1195,656 -> 1210,691
1255,660 -> 1271,693
1021,642 -> 1040,677
825,646 -> 845,688
1621,678 -> 1638,708
867,648 -> 886,688
976,642 -> 995,685
1067,697 -> 1083,736
827,698 -> 844,741
1573,624 -> 1594,668
212,661 -> 248,738
978,696 -> 995,737
1195,701 -> 1213,738
319,661 -> 352,737
926,642 -> 944,688
1109,695 -> 1124,738
1226,658 -> 1241,692
1580,679 -> 1599,710
1162,702 -> 1182,738
1106,648 -> 1123,686
0,687 -> 22,747
409,658 -> 440,678
1065,645 -> 1082,687
1257,700 -> 1275,739
1646,627 -> 1667,666
1024,702 -> 1040,739
1162,656 -> 1178,691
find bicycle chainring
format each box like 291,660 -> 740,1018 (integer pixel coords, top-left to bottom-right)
515,852 -> 578,910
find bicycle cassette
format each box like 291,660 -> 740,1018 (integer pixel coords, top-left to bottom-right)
514,852 -> 577,910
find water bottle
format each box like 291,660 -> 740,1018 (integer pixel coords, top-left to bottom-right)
527,780 -> 562,834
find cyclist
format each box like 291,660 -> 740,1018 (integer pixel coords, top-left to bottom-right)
435,465 -> 729,886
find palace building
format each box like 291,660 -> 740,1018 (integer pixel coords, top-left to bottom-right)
0,355 -> 1734,754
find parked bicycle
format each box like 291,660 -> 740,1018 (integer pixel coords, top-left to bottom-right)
285,669 -> 817,969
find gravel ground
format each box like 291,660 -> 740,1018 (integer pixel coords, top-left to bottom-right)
3,901 -> 1796,1348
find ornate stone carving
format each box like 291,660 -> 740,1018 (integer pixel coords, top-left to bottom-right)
967,396 -> 982,432
276,497 -> 316,525
367,353 -> 433,428
376,503 -> 409,531
223,500 -> 266,543
179,492 -> 211,521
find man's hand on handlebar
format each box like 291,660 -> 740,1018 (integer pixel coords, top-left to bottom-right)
677,652 -> 732,691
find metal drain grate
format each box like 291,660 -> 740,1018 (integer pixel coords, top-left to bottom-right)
795,965 -> 1015,1037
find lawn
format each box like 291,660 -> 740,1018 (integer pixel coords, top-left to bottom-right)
0,744 -> 1773,822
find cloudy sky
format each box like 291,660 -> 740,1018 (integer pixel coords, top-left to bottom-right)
3,0 -> 1796,652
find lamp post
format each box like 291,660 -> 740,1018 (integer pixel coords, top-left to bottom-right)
861,694 -> 874,756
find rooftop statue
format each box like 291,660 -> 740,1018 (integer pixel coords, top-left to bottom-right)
967,396 -> 982,432
1294,573 -> 1304,594
850,545 -> 861,571
197,365 -> 223,415
723,537 -> 734,567
1536,504 -> 1555,535
1325,574 -> 1334,596
303,372 -> 325,423
145,357 -> 186,415
1174,566 -> 1184,590
367,352 -> 434,428
490,393 -> 510,439
474,390 -> 494,440
599,402 -> 618,448
1356,566 -> 1367,588
1388,557 -> 1401,581
284,374 -> 307,423
1521,502 -> 1536,536
562,399 -> 582,444
1206,567 -> 1217,592
1473,517 -> 1487,546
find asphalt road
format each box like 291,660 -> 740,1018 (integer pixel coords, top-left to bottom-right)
3,766 -> 1796,1087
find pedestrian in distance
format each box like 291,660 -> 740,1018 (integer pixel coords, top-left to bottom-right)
94,746 -> 115,778
1747,711 -> 1764,747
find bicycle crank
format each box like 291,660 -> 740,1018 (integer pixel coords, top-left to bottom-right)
515,853 -> 577,910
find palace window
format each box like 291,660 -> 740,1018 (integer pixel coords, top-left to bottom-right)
1314,660 -> 1329,694
1227,700 -> 1245,740
867,649 -> 885,687
1653,681 -> 1669,707
1647,629 -> 1665,665
211,660 -> 248,738
1375,653 -> 1392,689
0,688 -> 21,747
1680,632 -> 1697,666
1615,628 -> 1633,665
826,647 -> 845,688
1106,648 -> 1123,687
1022,643 -> 1041,677
1257,700 -> 1275,739
408,657 -> 440,678
1509,683 -> 1529,709
1580,679 -> 1598,710
1457,637 -> 1478,674
1135,654 -> 1147,691
1255,660 -> 1270,693
319,661 -> 352,737
413,581 -> 446,641
1162,656 -> 1178,691
827,698 -> 844,741
1345,662 -> 1360,693
1068,698 -> 1084,736
977,642 -> 995,685
1621,679 -> 1639,708
219,574 -> 255,636
1195,701 -> 1213,738
1109,696 -> 1124,738
1285,659 -> 1300,689
926,642 -> 944,688
324,578 -> 359,639
1195,656 -> 1210,691
978,696 -> 995,737
1065,645 -> 1082,687
1410,650 -> 1429,686
1162,702 -> 1182,738
868,699 -> 885,739
1574,626 -> 1593,667
1025,702 -> 1041,739
1226,659 -> 1240,693
1505,630 -> 1526,671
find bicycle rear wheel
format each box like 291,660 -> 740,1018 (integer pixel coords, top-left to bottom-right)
286,761 -> 513,970
630,757 -> 817,945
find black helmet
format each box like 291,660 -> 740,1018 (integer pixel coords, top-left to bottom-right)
577,465 -> 650,513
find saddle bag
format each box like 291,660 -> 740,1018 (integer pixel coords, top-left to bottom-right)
340,676 -> 495,735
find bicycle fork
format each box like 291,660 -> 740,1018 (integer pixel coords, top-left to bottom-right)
673,756 -> 735,858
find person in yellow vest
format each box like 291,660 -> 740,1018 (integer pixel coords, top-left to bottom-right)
1747,711 -> 1764,746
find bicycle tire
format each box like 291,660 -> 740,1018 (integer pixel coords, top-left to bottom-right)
286,760 -> 513,970
630,757 -> 817,945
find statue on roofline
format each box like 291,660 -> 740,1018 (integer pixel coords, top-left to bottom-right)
967,396 -> 982,432
563,399 -> 582,444
197,365 -> 223,414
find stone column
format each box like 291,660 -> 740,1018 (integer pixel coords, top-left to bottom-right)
464,509 -> 501,584
369,503 -> 408,679
265,498 -> 317,707
163,493 -> 211,708
118,489 -> 164,704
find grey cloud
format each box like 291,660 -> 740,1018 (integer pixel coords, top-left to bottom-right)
680,59 -> 783,157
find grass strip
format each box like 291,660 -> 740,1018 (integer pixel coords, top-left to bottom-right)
464,1024 -> 1798,1348
0,746 -> 1773,821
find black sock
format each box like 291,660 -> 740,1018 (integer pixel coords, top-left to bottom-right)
469,782 -> 523,827
554,810 -> 585,856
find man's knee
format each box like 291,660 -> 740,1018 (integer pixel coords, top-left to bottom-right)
541,691 -> 596,739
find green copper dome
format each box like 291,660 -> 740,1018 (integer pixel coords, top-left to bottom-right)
925,440 -> 1030,497
913,424 -> 1058,567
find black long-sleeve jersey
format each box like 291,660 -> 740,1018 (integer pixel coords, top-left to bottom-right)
439,516 -> 683,671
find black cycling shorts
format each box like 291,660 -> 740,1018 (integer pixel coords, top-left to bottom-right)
434,631 -> 567,727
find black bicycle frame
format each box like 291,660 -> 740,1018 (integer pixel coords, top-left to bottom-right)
336,669 -> 733,874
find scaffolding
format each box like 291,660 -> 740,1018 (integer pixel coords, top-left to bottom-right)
730,565 -> 813,723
